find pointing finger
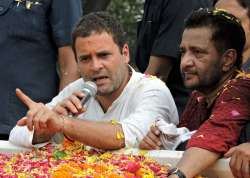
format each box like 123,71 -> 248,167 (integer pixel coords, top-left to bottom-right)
16,88 -> 36,109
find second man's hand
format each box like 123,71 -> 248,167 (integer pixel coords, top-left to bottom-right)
15,88 -> 64,134
139,125 -> 162,150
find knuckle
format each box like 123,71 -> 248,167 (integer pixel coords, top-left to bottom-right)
52,106 -> 58,112
26,110 -> 33,117
37,102 -> 44,107
41,119 -> 47,125
65,100 -> 72,106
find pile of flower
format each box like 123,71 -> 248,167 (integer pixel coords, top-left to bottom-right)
0,140 -> 169,178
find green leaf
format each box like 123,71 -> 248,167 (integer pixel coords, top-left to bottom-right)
54,150 -> 67,160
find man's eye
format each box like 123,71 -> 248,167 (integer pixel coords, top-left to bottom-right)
78,56 -> 89,61
194,49 -> 201,54
179,49 -> 185,56
193,50 -> 206,59
98,53 -> 111,58
194,49 -> 204,55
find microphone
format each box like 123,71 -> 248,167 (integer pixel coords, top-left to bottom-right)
68,81 -> 97,116
80,81 -> 97,106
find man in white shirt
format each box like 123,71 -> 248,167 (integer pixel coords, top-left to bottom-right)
10,12 -> 178,150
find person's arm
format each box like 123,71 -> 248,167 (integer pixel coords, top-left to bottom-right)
62,117 -> 125,149
144,1 -> 184,81
15,88 -> 125,149
16,74 -> 179,149
58,46 -> 80,90
49,0 -> 82,90
224,143 -> 250,178
169,147 -> 220,178
175,77 -> 250,178
145,56 -> 173,82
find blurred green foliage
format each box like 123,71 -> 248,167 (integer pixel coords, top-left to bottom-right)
107,0 -> 144,61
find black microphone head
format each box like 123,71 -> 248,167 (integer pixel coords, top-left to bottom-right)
82,81 -> 97,97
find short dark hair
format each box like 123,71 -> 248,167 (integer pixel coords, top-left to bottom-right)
237,0 -> 250,21
72,11 -> 127,56
184,8 -> 246,69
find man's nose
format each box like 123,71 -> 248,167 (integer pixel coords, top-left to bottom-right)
181,52 -> 194,68
90,57 -> 103,71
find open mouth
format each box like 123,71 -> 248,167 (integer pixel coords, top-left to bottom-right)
93,76 -> 109,83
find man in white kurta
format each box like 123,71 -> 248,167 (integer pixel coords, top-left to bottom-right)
10,67 -> 178,148
46,67 -> 179,147
9,12 -> 178,150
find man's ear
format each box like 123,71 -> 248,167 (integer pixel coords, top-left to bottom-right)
121,44 -> 130,64
221,49 -> 237,72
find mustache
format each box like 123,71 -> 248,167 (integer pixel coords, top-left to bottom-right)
84,74 -> 110,82
181,70 -> 197,79
181,70 -> 196,75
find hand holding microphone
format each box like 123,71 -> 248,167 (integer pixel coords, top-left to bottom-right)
53,81 -> 97,116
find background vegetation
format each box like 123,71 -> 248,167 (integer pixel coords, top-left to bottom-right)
82,0 -> 144,62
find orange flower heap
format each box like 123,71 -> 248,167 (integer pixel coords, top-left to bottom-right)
0,139 -> 169,178
51,139 -> 169,178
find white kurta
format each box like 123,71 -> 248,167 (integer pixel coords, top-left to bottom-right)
9,68 -> 179,148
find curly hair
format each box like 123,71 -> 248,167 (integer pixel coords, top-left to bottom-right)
72,12 -> 127,56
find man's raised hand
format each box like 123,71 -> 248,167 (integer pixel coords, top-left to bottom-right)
15,88 -> 64,133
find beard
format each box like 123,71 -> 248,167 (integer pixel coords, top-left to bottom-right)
82,65 -> 128,96
182,66 -> 223,93
195,68 -> 223,93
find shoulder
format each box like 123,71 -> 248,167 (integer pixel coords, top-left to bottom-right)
216,75 -> 250,104
133,72 -> 167,90
225,74 -> 250,93
130,72 -> 174,99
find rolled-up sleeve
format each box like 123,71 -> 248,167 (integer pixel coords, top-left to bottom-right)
49,0 -> 82,47
120,79 -> 179,147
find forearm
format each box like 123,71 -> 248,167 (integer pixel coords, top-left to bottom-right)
145,55 -> 173,82
58,46 -> 80,90
174,147 -> 220,178
63,117 -> 125,150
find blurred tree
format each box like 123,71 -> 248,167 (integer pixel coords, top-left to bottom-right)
107,0 -> 143,64
81,0 -> 143,64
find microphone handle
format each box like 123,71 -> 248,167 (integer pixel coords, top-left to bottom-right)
80,93 -> 91,106
68,92 -> 91,117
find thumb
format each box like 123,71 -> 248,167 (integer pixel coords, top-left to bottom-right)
224,147 -> 235,158
17,117 -> 28,126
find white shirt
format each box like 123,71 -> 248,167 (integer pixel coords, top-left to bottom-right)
9,68 -> 179,148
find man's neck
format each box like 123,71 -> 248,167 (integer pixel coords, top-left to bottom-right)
201,69 -> 236,108
96,67 -> 132,113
